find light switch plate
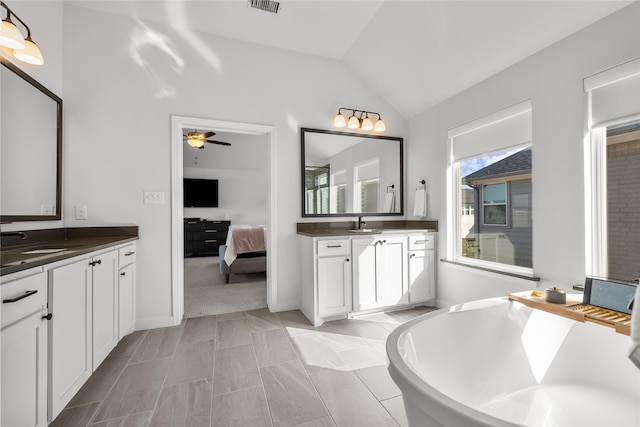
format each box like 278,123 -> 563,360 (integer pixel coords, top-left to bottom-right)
75,205 -> 87,220
144,191 -> 165,204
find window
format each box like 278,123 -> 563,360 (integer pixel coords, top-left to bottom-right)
462,204 -> 475,216
482,183 -> 507,225
448,100 -> 533,275
585,57 -> 640,280
355,159 -> 380,213
305,166 -> 329,214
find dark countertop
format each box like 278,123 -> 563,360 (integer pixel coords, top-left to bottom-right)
1,226 -> 138,277
296,220 -> 438,237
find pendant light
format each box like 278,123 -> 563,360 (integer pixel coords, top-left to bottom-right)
0,2 -> 44,65
332,108 -> 387,132
0,13 -> 24,49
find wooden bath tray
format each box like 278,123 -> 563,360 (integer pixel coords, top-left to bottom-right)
508,290 -> 631,336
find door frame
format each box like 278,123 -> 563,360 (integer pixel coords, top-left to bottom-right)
170,115 -> 277,324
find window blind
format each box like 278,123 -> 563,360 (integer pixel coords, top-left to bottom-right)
449,100 -> 532,161
584,58 -> 640,126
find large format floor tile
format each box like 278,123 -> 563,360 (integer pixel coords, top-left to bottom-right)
51,306 -> 434,427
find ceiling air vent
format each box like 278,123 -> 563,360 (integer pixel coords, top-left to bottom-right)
249,0 -> 280,14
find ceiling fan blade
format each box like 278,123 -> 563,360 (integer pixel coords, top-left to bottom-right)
205,140 -> 232,146
202,131 -> 215,138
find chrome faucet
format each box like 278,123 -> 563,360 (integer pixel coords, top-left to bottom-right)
357,216 -> 366,230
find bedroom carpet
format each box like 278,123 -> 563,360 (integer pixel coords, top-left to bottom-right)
183,256 -> 267,318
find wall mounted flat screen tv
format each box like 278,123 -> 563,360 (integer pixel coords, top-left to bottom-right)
184,178 -> 219,207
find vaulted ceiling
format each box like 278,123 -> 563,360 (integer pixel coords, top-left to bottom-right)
67,0 -> 634,118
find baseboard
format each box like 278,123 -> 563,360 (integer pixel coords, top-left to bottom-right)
135,316 -> 177,331
268,301 -> 300,313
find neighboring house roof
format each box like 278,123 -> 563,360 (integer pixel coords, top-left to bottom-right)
463,148 -> 531,184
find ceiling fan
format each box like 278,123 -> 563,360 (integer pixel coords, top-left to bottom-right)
183,130 -> 232,149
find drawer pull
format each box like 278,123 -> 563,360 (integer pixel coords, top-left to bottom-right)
205,230 -> 218,233
326,244 -> 342,248
120,272 -> 126,276
410,253 -> 416,258
205,239 -> 218,243
414,240 -> 427,245
125,251 -> 135,256
42,313 -> 53,321
187,221 -> 197,224
3,289 -> 38,303
345,258 -> 350,262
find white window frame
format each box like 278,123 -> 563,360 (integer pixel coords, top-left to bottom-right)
584,58 -> 640,278
447,100 -> 533,277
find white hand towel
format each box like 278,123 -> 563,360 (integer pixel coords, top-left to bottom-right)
383,193 -> 395,213
413,188 -> 427,217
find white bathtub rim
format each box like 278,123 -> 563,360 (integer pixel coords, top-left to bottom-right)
386,299 -> 519,427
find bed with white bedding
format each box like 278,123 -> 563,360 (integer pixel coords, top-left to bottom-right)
219,225 -> 267,284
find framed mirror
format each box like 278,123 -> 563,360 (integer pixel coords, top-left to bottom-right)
301,127 -> 403,217
1,58 -> 62,222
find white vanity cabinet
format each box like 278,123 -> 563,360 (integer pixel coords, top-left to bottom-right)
48,248 -> 118,421
301,237 -> 352,326
117,243 -> 136,339
1,269 -> 49,427
352,236 -> 408,311
408,234 -> 436,303
300,231 -> 437,326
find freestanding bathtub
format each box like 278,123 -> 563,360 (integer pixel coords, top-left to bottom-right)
387,297 -> 640,427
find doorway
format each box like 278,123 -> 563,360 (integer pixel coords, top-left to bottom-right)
170,116 -> 277,325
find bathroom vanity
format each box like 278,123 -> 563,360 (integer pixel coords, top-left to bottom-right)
0,226 -> 138,426
298,221 -> 437,326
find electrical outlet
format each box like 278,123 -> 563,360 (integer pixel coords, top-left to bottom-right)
144,191 -> 165,204
75,205 -> 87,220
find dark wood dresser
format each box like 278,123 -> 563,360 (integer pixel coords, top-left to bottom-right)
184,219 -> 230,256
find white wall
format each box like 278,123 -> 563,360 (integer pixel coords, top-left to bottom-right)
406,3 -> 640,308
61,5 -> 407,326
183,168 -> 268,225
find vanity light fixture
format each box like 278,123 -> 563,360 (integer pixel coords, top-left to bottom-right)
332,107 -> 386,132
0,1 -> 44,65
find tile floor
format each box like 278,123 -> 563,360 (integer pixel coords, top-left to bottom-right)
50,306 -> 437,427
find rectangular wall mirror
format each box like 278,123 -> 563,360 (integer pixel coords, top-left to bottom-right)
301,127 -> 403,217
1,58 -> 62,222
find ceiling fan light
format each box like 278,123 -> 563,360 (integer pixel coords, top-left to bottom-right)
0,18 -> 25,49
187,135 -> 204,148
361,116 -> 373,131
374,118 -> 386,132
13,37 -> 44,65
333,113 -> 346,128
347,115 -> 360,129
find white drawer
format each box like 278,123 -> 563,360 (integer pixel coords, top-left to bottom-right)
317,239 -> 350,257
409,235 -> 435,250
1,271 -> 47,329
118,243 -> 136,268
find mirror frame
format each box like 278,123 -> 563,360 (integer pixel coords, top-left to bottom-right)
301,127 -> 403,218
1,57 -> 63,222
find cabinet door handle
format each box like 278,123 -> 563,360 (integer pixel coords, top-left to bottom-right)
3,289 -> 38,303
125,251 -> 135,256
42,313 -> 53,321
326,244 -> 342,248
345,258 -> 350,262
120,272 -> 126,276
89,259 -> 102,267
410,253 -> 416,258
